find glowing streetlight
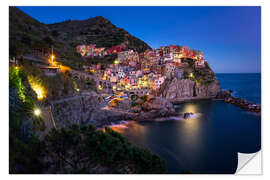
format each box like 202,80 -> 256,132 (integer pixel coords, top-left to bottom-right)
189,73 -> 194,78
51,54 -> 55,65
36,89 -> 44,100
51,46 -> 55,65
34,108 -> 41,116
98,85 -> 103,90
28,76 -> 46,101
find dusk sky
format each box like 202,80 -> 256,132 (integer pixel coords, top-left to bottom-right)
17,6 -> 261,73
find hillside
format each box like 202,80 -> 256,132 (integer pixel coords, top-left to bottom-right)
9,7 -> 52,56
48,16 -> 151,52
9,7 -> 151,68
158,60 -> 221,102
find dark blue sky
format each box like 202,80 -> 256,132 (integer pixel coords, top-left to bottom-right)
17,6 -> 261,73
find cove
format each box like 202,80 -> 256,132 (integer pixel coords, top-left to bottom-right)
113,100 -> 261,174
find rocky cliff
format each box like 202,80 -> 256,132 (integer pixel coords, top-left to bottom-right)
50,93 -> 177,128
161,78 -> 220,102
50,94 -> 137,128
162,79 -> 194,99
160,61 -> 221,102
195,79 -> 221,97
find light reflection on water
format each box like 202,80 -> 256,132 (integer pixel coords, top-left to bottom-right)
182,102 -> 198,113
178,103 -> 202,149
109,100 -> 261,174
109,121 -> 149,146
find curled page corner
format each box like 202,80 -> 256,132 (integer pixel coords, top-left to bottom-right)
236,151 -> 261,175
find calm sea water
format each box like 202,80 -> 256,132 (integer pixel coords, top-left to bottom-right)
216,73 -> 261,104
115,73 -> 261,174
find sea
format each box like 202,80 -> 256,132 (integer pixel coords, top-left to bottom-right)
216,73 -> 261,104
112,73 -> 261,174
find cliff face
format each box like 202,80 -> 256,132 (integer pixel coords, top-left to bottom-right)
51,95 -> 103,128
161,67 -> 221,102
161,78 -> 220,101
162,79 -> 194,99
195,79 -> 221,97
51,94 -> 137,128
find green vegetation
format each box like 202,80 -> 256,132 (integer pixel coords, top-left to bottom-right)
9,66 -> 45,131
9,38 -> 23,57
86,54 -> 117,65
186,58 -> 194,67
10,67 -> 165,174
193,61 -> 215,85
9,66 -> 45,173
44,125 -> 166,174
52,30 -> 59,37
9,7 -> 150,69
182,59 -> 215,85
21,62 -> 75,100
20,60 -> 97,100
9,7 -> 56,57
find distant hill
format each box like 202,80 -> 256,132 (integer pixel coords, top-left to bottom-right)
9,7 -> 151,68
48,16 -> 151,52
9,7 -> 51,57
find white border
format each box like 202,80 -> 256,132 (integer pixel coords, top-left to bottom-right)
1,0 -> 269,179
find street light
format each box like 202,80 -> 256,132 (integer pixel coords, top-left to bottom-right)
98,85 -> 103,90
51,54 -> 55,65
34,108 -> 41,116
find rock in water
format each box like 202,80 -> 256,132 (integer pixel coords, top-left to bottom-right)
216,89 -> 233,99
136,97 -> 176,121
141,97 -> 175,114
183,112 -> 194,119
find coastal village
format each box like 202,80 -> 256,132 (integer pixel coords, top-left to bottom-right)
9,7 -> 261,174
76,44 -> 205,97
11,43 -> 206,99
10,42 -> 260,114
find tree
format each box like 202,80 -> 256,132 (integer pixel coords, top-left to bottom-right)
52,30 -> 59,37
9,66 -> 45,173
9,40 -> 23,58
43,124 -> 166,174
21,33 -> 32,46
43,36 -> 53,46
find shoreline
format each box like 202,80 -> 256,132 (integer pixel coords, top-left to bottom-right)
217,90 -> 261,115
169,97 -> 216,104
99,93 -> 261,128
